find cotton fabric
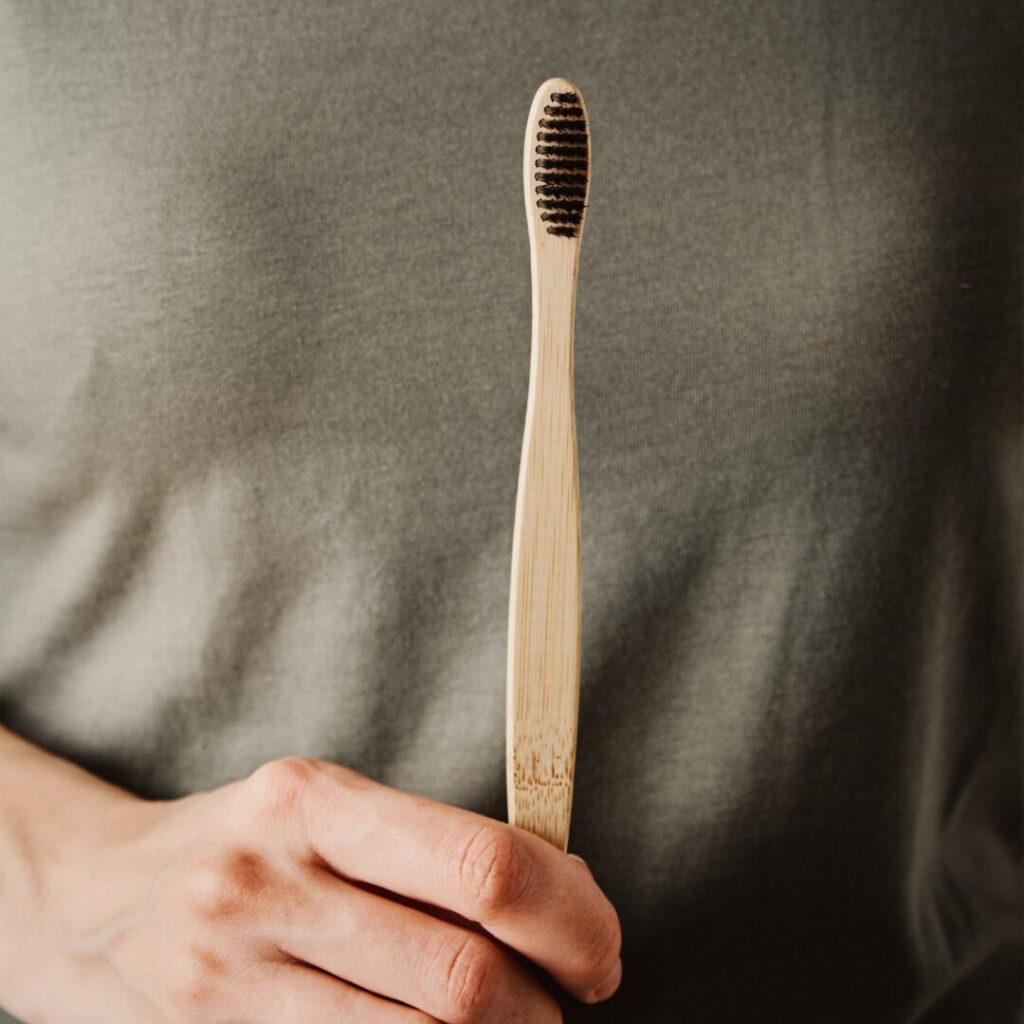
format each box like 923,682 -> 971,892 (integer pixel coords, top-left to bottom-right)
1,2 -> 1021,1020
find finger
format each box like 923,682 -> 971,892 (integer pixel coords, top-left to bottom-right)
273,864 -> 563,1023
249,962 -> 439,1024
294,761 -> 622,1004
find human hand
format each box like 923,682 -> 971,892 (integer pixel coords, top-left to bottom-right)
5,756 -> 622,1022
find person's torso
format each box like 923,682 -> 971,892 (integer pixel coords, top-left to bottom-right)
1,2 -> 1020,1020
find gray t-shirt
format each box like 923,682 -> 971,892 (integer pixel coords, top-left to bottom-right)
1,2 -> 1021,1020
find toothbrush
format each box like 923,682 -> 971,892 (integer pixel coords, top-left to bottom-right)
507,78 -> 591,852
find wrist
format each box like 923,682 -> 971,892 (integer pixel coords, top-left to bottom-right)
0,729 -> 153,1008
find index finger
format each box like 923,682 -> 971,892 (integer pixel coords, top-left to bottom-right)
287,760 -> 623,1004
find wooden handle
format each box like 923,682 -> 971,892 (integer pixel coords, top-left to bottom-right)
507,78 -> 589,852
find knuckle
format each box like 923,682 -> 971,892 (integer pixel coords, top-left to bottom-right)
243,757 -> 321,819
437,933 -> 502,1021
456,824 -> 534,914
167,945 -> 227,1012
183,848 -> 267,921
573,905 -> 622,984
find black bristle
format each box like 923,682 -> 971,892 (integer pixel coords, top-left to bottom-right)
535,89 -> 590,237
536,157 -> 588,169
537,199 -> 586,213
543,105 -> 584,119
536,144 -> 587,155
535,183 -> 587,197
538,131 -> 588,144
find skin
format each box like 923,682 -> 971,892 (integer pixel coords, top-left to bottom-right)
0,726 -> 622,1023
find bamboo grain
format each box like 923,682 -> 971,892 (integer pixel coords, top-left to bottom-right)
507,78 -> 590,852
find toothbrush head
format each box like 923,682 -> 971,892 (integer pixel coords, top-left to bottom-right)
526,79 -> 591,240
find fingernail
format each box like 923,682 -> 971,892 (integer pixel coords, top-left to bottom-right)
567,853 -> 592,875
585,957 -> 622,1003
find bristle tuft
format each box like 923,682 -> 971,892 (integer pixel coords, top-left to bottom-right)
534,89 -> 590,238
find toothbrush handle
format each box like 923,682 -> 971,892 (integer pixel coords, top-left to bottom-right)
507,241 -> 582,852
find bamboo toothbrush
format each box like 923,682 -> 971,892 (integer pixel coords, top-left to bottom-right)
507,78 -> 591,852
